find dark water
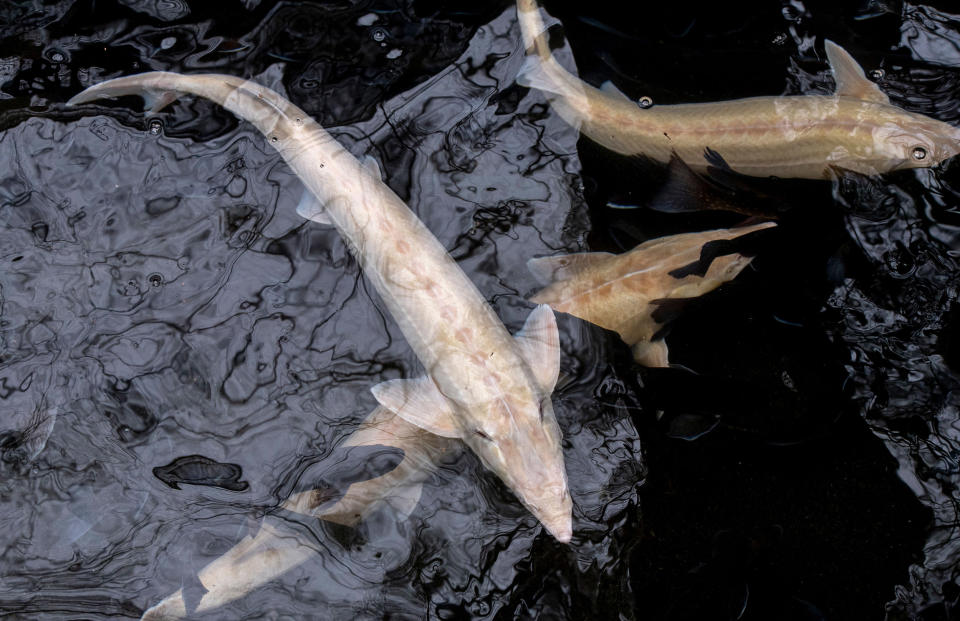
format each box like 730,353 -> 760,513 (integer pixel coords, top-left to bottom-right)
0,0 -> 958,619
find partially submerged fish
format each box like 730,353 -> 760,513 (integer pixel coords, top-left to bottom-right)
141,406 -> 455,621
68,73 -> 572,541
515,0 -> 960,179
528,221 -> 777,366
283,405 -> 458,527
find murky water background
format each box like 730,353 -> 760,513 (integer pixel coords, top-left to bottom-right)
1,0 -> 959,619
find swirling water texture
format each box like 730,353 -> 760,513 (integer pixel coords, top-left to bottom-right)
0,3 -> 642,619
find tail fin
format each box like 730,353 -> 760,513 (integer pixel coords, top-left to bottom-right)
67,72 -> 306,138
516,0 -> 553,61
514,0 -> 590,127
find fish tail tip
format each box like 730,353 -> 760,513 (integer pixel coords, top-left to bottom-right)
66,72 -> 182,113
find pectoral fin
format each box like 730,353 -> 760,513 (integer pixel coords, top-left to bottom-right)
514,304 -> 561,393
386,482 -> 424,519
362,155 -> 384,181
633,340 -> 670,367
825,39 -> 890,104
370,376 -> 460,438
295,189 -> 333,225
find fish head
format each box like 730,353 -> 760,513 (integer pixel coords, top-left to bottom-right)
462,391 -> 572,543
872,109 -> 960,172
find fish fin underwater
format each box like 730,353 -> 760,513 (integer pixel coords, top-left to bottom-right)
512,304 -> 561,394
371,375 -> 461,438
296,188 -> 334,225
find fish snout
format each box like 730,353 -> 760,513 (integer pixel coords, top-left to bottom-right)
524,483 -> 573,543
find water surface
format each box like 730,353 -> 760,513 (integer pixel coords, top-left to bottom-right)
0,0 -> 958,619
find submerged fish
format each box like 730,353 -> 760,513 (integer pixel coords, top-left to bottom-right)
284,405 -> 458,527
68,73 -> 572,541
140,406 -> 457,621
515,0 -> 960,179
528,221 -> 777,366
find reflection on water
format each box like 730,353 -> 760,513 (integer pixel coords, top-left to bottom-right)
1,3 -> 641,618
0,0 -> 959,619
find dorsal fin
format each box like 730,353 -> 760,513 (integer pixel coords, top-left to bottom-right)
600,80 -> 633,103
824,39 -> 889,104
513,304 -> 560,393
527,252 -> 615,286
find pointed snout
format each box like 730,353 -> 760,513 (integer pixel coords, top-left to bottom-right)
542,511 -> 572,543
523,484 -> 573,543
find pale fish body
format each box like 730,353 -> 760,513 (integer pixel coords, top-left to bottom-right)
516,0 -> 960,179
529,222 -> 777,366
68,73 -> 571,541
141,406 -> 455,621
284,405 -> 457,527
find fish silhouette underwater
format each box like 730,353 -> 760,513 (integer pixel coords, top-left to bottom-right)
140,405 -> 457,621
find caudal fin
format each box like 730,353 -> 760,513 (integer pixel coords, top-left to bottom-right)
67,72 -> 304,138
514,0 -> 590,129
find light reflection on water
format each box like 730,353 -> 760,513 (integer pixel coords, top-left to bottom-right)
0,5 -> 642,619
2,0 -> 960,619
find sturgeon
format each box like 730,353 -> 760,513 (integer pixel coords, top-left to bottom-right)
516,0 -> 960,179
68,74 -> 572,541
529,221 -> 776,366
141,405 -> 456,621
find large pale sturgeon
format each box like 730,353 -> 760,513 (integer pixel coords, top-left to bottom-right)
516,0 -> 960,179
68,73 -> 572,541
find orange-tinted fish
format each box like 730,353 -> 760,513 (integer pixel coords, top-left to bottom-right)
516,0 -> 960,179
529,222 -> 777,366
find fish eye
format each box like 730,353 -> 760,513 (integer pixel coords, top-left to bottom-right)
912,146 -> 928,161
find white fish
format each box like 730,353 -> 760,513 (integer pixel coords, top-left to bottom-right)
140,405 -> 456,620
515,0 -> 960,179
68,73 -> 573,541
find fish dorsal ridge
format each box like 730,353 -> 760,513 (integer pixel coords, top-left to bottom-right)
513,304 -> 561,393
824,39 -> 890,105
370,376 -> 460,438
